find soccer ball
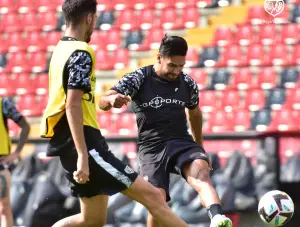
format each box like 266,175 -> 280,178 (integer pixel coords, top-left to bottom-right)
258,190 -> 294,226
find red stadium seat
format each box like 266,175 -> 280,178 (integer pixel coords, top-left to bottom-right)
0,13 -> 22,33
95,49 -> 115,70
206,111 -> 233,132
254,67 -> 277,89
281,23 -> 299,45
22,12 -> 42,31
220,90 -> 241,112
114,48 -> 129,69
230,68 -> 253,90
189,68 -> 208,90
97,0 -> 114,12
244,89 -> 266,111
15,73 -> 34,95
247,6 -> 266,24
258,24 -> 278,45
106,29 -> 121,51
141,28 -> 164,50
97,112 -> 116,136
17,95 -> 42,117
285,88 -> 300,110
17,0 -> 37,13
132,0 -> 151,10
185,48 -> 199,68
37,0 -> 58,12
34,74 -> 49,95
138,8 -> 155,30
214,26 -> 233,47
269,109 -> 298,132
161,8 -> 182,30
55,0 -> 64,8
45,32 -> 62,52
291,44 -> 300,66
27,31 -> 46,52
89,30 -> 107,51
154,0 -> 173,9
114,0 -> 133,11
199,90 -> 218,112
269,44 -> 290,66
232,109 -> 251,132
7,32 -> 27,53
6,52 -> 31,73
183,7 -> 199,29
40,11 -> 59,32
223,44 -> 246,67
235,24 -> 256,46
0,0 -> 17,14
174,0 -> 199,8
114,9 -> 138,31
246,44 -> 269,66
38,94 -> 48,114
8,120 -> 19,137
279,137 -> 300,164
30,52 -> 47,73
0,35 -> 8,53
115,113 -> 137,136
0,74 -> 15,96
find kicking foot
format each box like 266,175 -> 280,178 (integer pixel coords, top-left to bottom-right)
210,214 -> 232,227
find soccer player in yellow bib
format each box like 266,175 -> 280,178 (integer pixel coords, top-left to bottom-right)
0,97 -> 30,227
41,0 -> 189,226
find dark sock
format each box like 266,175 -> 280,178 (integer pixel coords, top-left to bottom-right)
207,204 -> 223,219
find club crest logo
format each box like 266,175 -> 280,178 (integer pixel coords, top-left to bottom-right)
264,0 -> 284,17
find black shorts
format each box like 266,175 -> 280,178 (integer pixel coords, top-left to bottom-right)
59,137 -> 138,198
138,139 -> 209,201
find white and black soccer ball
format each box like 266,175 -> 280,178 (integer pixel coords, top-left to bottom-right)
258,190 -> 294,226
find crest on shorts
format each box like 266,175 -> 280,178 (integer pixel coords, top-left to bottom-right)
125,166 -> 134,174
264,0 -> 284,17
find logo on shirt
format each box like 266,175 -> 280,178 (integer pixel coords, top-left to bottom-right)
140,96 -> 185,109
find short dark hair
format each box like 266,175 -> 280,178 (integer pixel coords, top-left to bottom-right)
159,35 -> 188,57
62,0 -> 97,26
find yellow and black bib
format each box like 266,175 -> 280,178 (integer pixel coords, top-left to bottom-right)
40,40 -> 99,138
0,98 -> 11,155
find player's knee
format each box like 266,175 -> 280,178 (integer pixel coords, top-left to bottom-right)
192,160 -> 211,183
144,187 -> 166,210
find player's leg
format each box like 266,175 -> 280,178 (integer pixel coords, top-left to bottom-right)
0,168 -> 13,227
53,143 -> 110,227
52,194 -> 108,227
184,159 -> 220,206
137,146 -> 174,227
176,146 -> 232,227
122,176 -> 188,227
146,188 -> 166,227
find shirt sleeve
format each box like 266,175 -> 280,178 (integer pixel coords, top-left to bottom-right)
184,73 -> 199,109
67,50 -> 92,93
2,98 -> 23,123
110,67 -> 146,98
